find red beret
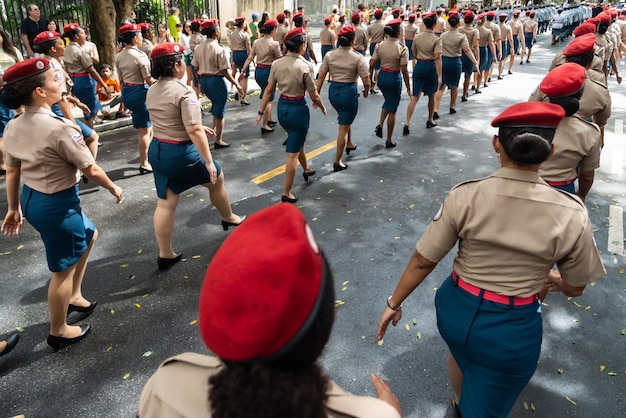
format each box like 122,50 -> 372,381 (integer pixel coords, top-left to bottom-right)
422,12 -> 436,20
374,8 -> 383,18
620,15 -> 626,21
491,102 -> 565,128
392,8 -> 403,15
63,23 -> 80,33
387,18 -> 403,26
324,17 -> 332,25
139,22 -> 152,30
33,31 -> 61,45
476,13 -> 486,21
292,12 -> 304,21
449,12 -> 460,18
263,19 -> 278,29
199,203 -> 324,362
540,63 -> 586,99
513,10 -> 521,16
2,58 -> 51,85
464,11 -> 475,19
200,18 -> 219,29
563,33 -> 596,56
339,14 -> 345,19
149,42 -> 184,59
573,22 -> 596,36
284,27 -> 306,43
499,13 -> 508,18
119,23 -> 141,34
486,11 -> 495,17
597,13 -> 611,24
529,11 -> 536,17
338,25 -> 355,37
610,10 -> 618,18
276,12 -> 285,20
351,11 -> 361,21
234,16 -> 245,23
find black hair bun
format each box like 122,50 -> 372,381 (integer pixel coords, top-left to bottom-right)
0,86 -> 25,109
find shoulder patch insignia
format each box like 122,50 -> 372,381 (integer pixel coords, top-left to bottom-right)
71,133 -> 84,144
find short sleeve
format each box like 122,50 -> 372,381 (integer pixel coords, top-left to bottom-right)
400,45 -> 409,66
319,55 -> 330,74
415,191 -> 460,263
556,213 -> 605,286
433,38 -> 443,56
80,49 -> 94,69
217,47 -> 230,72
55,123 -> 95,170
180,88 -> 203,127
303,61 -> 316,92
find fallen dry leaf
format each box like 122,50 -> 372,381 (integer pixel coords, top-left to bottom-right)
565,396 -> 576,406
189,319 -> 198,325
122,373 -> 131,380
134,303 -> 141,309
120,263 -> 129,268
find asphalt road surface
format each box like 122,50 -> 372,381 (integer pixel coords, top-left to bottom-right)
1,34 -> 625,417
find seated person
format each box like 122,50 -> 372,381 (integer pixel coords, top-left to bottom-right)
138,203 -> 403,418
97,64 -> 129,119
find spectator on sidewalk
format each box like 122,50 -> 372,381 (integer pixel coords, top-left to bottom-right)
97,64 -> 128,120
20,3 -> 49,58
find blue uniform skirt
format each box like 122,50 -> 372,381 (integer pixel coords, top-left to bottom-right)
406,40 -> 414,60
0,102 -> 14,137
412,60 -> 438,96
513,35 -> 521,54
71,74 -> 100,120
148,140 -> 222,199
22,184 -> 95,272
255,66 -> 274,101
377,69 -> 402,113
500,40 -> 510,60
369,43 -> 381,70
329,81 -> 358,125
435,274 -> 542,418
460,53 -> 475,77
524,32 -> 534,49
232,50 -> 250,77
51,103 -> 93,139
321,45 -> 333,59
485,46 -> 494,68
441,56 -> 462,89
200,75 -> 228,118
277,96 -> 309,153
121,84 -> 151,129
478,46 -> 490,71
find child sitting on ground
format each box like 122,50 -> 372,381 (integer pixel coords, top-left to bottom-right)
98,64 -> 129,119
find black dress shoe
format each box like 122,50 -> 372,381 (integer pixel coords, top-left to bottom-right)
0,169 -> 6,175
403,125 -> 410,136
333,162 -> 348,172
0,332 -> 19,356
240,100 -> 250,106
268,120 -> 278,126
426,120 -> 437,128
303,169 -> 316,181
67,301 -> 98,316
345,145 -> 357,155
261,127 -> 274,134
450,108 -> 457,114
47,324 -> 91,351
385,141 -> 396,148
157,254 -> 183,271
471,85 -> 476,91
222,215 -> 246,231
508,70 -> 513,75
433,111 -> 440,120
375,124 -> 383,138
139,166 -> 153,175
461,96 -> 468,102
497,76 -> 503,80
281,195 -> 298,203
214,142 -> 231,149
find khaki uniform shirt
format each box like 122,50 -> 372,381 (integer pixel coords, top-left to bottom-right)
146,77 -> 203,142
140,38 -> 154,57
230,28 -> 250,51
498,22 -> 512,43
459,24 -> 479,51
539,115 -> 601,181
64,41 -> 93,74
441,27 -> 469,58
412,30 -> 443,60
509,18 -> 522,36
487,21 -> 502,43
478,24 -> 494,47
528,78 -> 611,126
372,37 -> 408,71
4,106 -> 94,194
268,51 -> 316,97
275,24 -> 289,45
405,23 -> 419,41
320,27 -> 337,46
138,353 -> 401,418
192,38 -> 229,75
368,19 -> 385,44
416,167 -> 605,296
250,35 -> 281,65
434,16 -> 447,33
46,55 -> 72,95
354,26 -> 369,52
189,33 -> 204,54
549,51 -> 606,85
320,46 -> 369,83
115,46 -> 151,85
522,19 -> 537,34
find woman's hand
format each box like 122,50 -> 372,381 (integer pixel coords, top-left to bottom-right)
77,102 -> 91,114
318,104 -> 327,116
377,306 -> 403,341
370,374 -> 402,417
206,160 -> 218,184
203,126 -> 217,138
1,209 -> 23,236
110,184 -> 124,204
254,113 -> 263,128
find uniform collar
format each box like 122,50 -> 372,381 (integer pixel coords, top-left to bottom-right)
491,167 -> 546,184
24,105 -> 56,116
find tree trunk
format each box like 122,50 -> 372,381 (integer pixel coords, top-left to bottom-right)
88,0 -> 136,69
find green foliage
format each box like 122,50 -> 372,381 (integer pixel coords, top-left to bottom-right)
47,3 -> 85,21
135,0 -> 166,24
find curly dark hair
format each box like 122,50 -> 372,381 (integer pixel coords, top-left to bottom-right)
208,254 -> 336,418
151,53 -> 183,79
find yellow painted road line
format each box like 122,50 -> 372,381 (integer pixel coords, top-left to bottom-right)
251,139 -> 337,184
